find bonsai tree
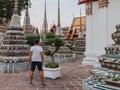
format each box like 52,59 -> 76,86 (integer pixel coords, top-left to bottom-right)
44,32 -> 64,68
66,41 -> 74,51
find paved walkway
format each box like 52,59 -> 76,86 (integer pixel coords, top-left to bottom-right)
0,60 -> 93,90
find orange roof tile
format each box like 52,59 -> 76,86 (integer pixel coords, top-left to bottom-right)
72,16 -> 86,32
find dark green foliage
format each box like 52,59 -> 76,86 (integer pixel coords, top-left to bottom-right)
66,41 -> 74,50
0,0 -> 31,23
0,19 -> 3,24
45,62 -> 59,68
44,38 -> 54,45
44,32 -> 64,47
45,32 -> 55,39
44,50 -> 51,56
25,35 -> 40,46
54,38 -> 64,47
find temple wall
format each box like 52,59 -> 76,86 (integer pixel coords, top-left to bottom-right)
82,0 -> 120,67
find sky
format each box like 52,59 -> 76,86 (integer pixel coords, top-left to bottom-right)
21,0 -> 85,30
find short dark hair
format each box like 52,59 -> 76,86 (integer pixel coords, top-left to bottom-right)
34,39 -> 39,44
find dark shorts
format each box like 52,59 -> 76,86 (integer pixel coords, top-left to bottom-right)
30,61 -> 42,71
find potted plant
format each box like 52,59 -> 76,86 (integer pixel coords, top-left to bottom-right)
43,32 -> 64,79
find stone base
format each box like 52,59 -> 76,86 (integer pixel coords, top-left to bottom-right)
45,54 -> 76,63
75,54 -> 85,59
82,51 -> 104,68
82,57 -> 101,68
0,61 -> 29,73
83,78 -> 120,90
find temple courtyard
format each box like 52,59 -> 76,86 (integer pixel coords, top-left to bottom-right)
0,59 -> 93,90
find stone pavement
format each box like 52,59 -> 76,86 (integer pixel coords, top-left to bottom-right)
0,60 -> 93,90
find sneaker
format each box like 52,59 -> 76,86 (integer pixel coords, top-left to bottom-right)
41,83 -> 46,87
29,83 -> 34,87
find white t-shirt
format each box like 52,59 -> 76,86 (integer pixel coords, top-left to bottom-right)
30,45 -> 43,62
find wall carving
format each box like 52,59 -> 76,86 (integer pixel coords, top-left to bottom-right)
99,0 -> 109,8
86,3 -> 92,15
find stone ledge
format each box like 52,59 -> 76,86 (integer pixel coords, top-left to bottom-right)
0,61 -> 29,73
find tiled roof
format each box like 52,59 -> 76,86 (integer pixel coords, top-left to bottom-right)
64,16 -> 86,40
72,16 -> 86,32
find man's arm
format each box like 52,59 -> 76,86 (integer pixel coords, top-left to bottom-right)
29,51 -> 32,64
40,51 -> 44,64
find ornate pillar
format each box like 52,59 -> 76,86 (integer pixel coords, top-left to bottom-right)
82,0 -> 120,68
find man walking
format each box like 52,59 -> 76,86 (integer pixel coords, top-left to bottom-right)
28,39 -> 46,87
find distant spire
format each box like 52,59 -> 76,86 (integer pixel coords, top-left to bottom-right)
55,0 -> 62,36
78,8 -> 82,38
42,0 -> 48,34
80,8 -> 82,32
57,0 -> 61,27
26,6 -> 29,16
23,6 -> 33,34
23,6 -> 30,25
14,0 -> 18,14
44,0 -> 47,23
41,0 -> 48,42
10,0 -> 21,29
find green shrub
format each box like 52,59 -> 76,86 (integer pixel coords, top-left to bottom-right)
44,50 -> 51,56
45,62 -> 59,68
66,41 -> 74,51
25,35 -> 40,46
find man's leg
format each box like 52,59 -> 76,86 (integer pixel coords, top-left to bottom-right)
37,62 -> 46,86
39,71 -> 46,87
30,71 -> 34,84
29,62 -> 36,84
39,71 -> 44,84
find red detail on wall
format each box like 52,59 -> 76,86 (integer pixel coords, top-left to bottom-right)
78,0 -> 98,5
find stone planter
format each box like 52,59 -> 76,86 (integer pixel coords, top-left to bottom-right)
43,67 -> 61,79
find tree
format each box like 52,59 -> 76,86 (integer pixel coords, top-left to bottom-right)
25,35 -> 40,46
0,0 -> 31,24
44,32 -> 64,65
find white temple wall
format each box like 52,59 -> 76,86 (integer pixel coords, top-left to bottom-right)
82,0 -> 120,67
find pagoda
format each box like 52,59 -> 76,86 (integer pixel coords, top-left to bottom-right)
40,0 -> 48,42
78,0 -> 120,67
23,6 -> 33,35
55,0 -> 64,39
74,10 -> 86,56
83,24 -> 120,90
0,0 -> 29,73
